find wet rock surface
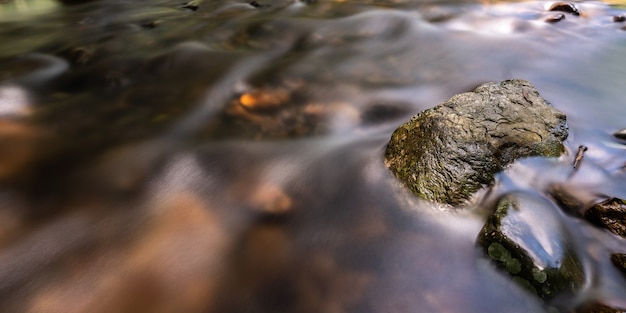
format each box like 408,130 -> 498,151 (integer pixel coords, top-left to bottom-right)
478,194 -> 585,301
384,79 -> 568,205
584,198 -> 626,237
548,2 -> 581,16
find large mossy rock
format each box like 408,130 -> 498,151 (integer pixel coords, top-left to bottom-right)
385,79 -> 568,205
478,194 -> 585,300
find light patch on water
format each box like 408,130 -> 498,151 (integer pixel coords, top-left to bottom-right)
0,85 -> 32,118
0,0 -> 59,21
152,153 -> 211,194
441,1 -> 625,38
500,196 -> 565,269
445,15 -> 533,35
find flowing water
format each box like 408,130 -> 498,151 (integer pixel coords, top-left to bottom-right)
2,0 -> 626,312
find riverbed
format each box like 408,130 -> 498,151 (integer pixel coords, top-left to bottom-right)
1,0 -> 626,312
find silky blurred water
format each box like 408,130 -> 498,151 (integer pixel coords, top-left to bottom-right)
1,0 -> 626,312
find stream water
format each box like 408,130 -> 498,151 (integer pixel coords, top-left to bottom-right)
2,0 -> 626,312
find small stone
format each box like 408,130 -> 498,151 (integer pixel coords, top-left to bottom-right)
239,89 -> 289,110
548,2 -> 580,16
248,183 -> 293,214
613,15 -> 626,23
104,70 -> 126,88
384,79 -> 568,205
141,20 -> 162,29
545,13 -> 566,24
69,47 -> 93,65
181,1 -> 199,11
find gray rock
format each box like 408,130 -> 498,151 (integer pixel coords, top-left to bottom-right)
384,79 -> 568,205
478,194 -> 585,300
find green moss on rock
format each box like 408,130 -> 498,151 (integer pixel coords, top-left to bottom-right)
478,195 -> 585,300
384,79 -> 568,205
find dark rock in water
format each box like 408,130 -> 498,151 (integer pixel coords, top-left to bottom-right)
181,1 -> 200,11
384,79 -> 568,205
478,194 -> 585,300
613,128 -> 626,140
584,198 -> 626,238
545,13 -> 566,24
613,15 -> 626,23
249,1 -> 269,8
547,184 -> 584,216
548,2 -> 580,16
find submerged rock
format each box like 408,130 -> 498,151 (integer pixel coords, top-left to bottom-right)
478,194 -> 585,300
384,79 -> 568,205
